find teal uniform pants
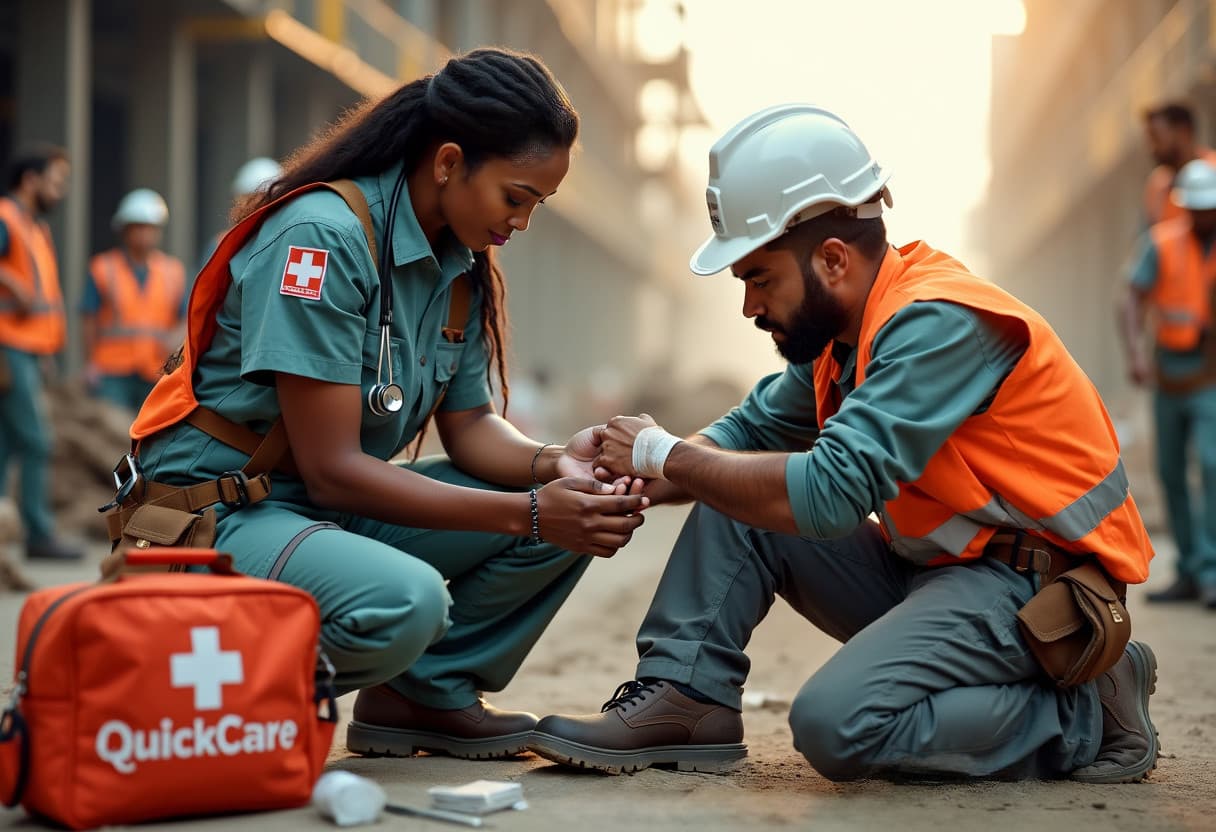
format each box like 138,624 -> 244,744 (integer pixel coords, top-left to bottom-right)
95,373 -> 156,413
0,346 -> 55,542
213,456 -> 591,708
635,504 -> 1103,780
1153,385 -> 1216,588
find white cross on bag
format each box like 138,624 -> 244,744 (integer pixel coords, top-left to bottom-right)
170,626 -> 245,711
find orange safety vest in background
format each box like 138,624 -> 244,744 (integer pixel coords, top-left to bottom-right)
0,196 -> 66,354
813,242 -> 1154,585
1144,147 -> 1216,226
88,248 -> 186,380
1147,217 -> 1216,351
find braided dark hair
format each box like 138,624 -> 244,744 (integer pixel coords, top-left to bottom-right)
236,48 -> 579,426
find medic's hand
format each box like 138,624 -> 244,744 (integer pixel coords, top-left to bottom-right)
593,414 -> 659,478
554,425 -> 604,481
559,424 -> 636,491
536,477 -> 649,558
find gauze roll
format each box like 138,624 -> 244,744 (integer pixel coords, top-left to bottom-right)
313,770 -> 387,827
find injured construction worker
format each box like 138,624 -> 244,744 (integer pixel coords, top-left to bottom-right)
106,49 -> 647,763
528,104 -> 1158,784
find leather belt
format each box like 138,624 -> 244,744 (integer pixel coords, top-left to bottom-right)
104,473 -> 272,542
984,530 -> 1127,599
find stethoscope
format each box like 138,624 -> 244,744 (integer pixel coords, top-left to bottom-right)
367,167 -> 410,417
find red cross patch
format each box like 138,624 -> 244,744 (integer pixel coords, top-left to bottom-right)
279,246 -> 329,300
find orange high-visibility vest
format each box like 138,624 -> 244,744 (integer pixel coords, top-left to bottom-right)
88,249 -> 186,380
1147,217 -> 1216,351
1144,147 -> 1216,226
0,196 -> 66,354
813,241 -> 1153,584
131,183 -> 348,441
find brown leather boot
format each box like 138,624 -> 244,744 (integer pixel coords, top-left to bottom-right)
1070,641 -> 1159,783
529,680 -> 746,774
347,683 -> 537,759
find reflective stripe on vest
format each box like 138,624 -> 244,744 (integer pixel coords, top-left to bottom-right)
881,459 -> 1130,562
813,241 -> 1153,584
0,196 -> 65,354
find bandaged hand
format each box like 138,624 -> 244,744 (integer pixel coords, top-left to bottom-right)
594,414 -> 681,480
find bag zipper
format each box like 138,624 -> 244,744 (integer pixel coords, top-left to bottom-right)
8,585 -> 94,706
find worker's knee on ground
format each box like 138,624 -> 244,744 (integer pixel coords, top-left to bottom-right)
788,676 -> 872,782
324,560 -> 452,676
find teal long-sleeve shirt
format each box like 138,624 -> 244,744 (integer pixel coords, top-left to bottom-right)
699,301 -> 1028,539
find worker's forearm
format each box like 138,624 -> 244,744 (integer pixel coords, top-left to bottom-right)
662,441 -> 798,534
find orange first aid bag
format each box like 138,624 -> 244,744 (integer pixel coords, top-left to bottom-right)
0,549 -> 337,829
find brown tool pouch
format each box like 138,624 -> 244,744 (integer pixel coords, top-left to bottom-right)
1015,561 -> 1130,687
986,531 -> 1130,687
109,504 -> 218,571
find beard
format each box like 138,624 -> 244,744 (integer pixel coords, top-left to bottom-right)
755,260 -> 850,364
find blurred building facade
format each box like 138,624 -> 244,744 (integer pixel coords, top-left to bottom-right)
0,0 -> 712,433
983,0 -> 1216,400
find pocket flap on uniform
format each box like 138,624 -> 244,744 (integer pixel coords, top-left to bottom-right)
122,504 -> 201,545
1015,580 -> 1085,642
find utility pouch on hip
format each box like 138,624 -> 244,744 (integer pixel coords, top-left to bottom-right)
1015,560 -> 1130,687
101,504 -> 219,577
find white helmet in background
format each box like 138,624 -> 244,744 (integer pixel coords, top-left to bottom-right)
231,156 -> 282,198
1171,158 -> 1216,210
690,104 -> 893,276
111,188 -> 169,231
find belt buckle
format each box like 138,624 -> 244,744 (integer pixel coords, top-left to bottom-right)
99,453 -> 143,512
217,470 -> 251,508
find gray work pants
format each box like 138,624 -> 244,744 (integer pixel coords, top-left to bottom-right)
634,504 -> 1103,780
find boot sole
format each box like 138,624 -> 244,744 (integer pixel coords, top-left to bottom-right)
346,720 -> 533,760
528,731 -> 747,775
1070,641 -> 1160,784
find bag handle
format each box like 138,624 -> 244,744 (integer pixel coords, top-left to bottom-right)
101,548 -> 239,582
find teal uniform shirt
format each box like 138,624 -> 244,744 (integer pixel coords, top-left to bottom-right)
700,302 -> 1027,539
139,162 -> 490,505
1128,231 -> 1216,379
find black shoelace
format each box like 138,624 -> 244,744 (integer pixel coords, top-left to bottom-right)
600,679 -> 658,713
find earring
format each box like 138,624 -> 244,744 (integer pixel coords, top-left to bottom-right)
439,175 -> 448,185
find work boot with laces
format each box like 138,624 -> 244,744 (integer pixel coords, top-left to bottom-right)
1070,641 -> 1159,784
347,683 -> 537,759
529,680 -> 746,774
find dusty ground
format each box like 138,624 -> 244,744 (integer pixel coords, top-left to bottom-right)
0,506 -> 1212,831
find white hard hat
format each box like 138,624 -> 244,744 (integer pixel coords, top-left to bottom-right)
231,157 -> 282,197
111,188 -> 169,231
690,104 -> 892,276
1172,158 -> 1216,210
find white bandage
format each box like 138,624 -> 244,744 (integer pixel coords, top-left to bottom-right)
632,425 -> 682,479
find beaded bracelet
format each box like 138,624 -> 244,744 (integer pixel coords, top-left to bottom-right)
530,443 -> 555,485
529,488 -> 544,544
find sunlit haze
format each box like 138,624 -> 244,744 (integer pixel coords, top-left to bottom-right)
670,0 -> 1026,271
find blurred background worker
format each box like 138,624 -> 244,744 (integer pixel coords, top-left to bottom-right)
197,157 -> 283,271
0,145 -> 81,562
82,188 -> 186,412
1122,157 -> 1216,608
1142,103 -> 1216,227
